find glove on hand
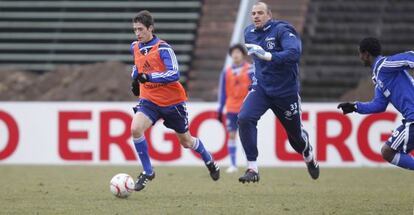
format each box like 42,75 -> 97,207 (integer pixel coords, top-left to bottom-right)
337,102 -> 357,114
131,79 -> 140,96
245,43 -> 272,61
217,112 -> 223,123
137,73 -> 149,83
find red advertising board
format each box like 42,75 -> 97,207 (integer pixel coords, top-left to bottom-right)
0,102 -> 406,166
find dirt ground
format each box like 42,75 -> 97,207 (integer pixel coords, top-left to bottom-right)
340,77 -> 374,102
340,69 -> 414,102
0,61 -> 135,101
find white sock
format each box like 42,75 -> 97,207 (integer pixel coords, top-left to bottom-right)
303,150 -> 314,163
191,137 -> 199,150
391,153 -> 400,165
247,161 -> 258,173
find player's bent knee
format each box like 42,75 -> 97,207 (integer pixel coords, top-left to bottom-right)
176,134 -> 194,148
130,125 -> 145,138
182,142 -> 192,148
381,144 -> 396,163
179,139 -> 193,148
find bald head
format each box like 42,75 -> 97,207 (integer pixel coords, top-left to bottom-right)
254,2 -> 272,15
251,2 -> 272,28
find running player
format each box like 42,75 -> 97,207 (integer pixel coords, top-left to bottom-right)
238,2 -> 319,183
338,37 -> 414,170
130,10 -> 220,191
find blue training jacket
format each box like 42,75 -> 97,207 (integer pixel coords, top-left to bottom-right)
244,19 -> 302,98
356,51 -> 414,121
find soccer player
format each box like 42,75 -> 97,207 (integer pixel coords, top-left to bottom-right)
238,2 -> 319,183
338,37 -> 414,171
217,44 -> 254,173
129,10 -> 220,191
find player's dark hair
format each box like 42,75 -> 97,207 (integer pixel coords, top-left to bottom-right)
133,10 -> 154,29
359,37 -> 382,57
229,43 -> 247,56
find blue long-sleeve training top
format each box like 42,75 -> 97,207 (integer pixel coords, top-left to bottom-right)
244,19 -> 302,98
130,36 -> 179,83
356,51 -> 414,121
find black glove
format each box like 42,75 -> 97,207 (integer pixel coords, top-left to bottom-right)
337,102 -> 357,114
217,111 -> 223,123
137,73 -> 149,83
131,79 -> 140,96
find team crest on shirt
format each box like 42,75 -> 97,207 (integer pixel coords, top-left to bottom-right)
265,37 -> 275,50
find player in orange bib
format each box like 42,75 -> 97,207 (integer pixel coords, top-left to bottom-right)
217,44 -> 254,173
129,10 -> 220,191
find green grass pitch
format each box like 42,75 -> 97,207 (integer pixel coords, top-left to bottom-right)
0,166 -> 413,215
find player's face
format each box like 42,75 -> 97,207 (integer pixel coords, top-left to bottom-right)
231,49 -> 244,65
359,50 -> 371,67
133,22 -> 153,43
251,4 -> 271,28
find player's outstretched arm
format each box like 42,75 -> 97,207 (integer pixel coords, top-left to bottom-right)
353,87 -> 389,114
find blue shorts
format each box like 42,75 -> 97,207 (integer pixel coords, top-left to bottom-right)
226,112 -> 239,132
385,120 -> 414,153
133,99 -> 189,133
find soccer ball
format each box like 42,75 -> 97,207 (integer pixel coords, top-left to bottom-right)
110,173 -> 135,198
